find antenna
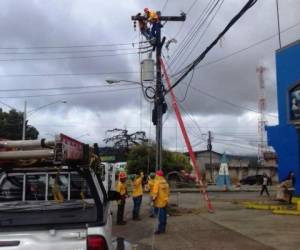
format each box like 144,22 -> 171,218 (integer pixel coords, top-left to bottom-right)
256,65 -> 267,166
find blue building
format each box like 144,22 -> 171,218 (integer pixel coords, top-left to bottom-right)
267,40 -> 300,195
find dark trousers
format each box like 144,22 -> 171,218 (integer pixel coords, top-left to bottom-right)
117,200 -> 125,223
157,207 -> 167,233
133,196 -> 142,219
150,22 -> 160,38
260,185 -> 270,196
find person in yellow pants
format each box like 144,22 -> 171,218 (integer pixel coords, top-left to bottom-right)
131,172 -> 144,220
152,170 -> 170,234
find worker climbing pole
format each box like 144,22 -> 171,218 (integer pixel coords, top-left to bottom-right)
131,9 -> 186,172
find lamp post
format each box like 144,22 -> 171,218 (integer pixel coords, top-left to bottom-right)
105,79 -> 142,85
22,100 -> 67,140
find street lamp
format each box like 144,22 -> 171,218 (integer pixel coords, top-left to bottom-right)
22,100 -> 67,140
105,79 -> 142,85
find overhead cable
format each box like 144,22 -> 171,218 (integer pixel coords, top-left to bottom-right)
166,0 -> 258,93
0,86 -> 139,99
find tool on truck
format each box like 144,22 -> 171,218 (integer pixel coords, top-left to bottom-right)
0,133 -> 122,250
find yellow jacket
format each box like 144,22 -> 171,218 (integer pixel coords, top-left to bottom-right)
116,181 -> 127,196
132,175 -> 144,197
147,10 -> 159,23
148,178 -> 155,197
152,176 -> 169,208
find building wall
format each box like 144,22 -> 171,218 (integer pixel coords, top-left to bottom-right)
266,40 -> 300,195
194,151 -> 277,184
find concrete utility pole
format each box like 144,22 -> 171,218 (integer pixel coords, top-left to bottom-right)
207,131 -> 213,181
132,12 -> 186,171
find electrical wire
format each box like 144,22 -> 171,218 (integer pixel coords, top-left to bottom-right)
168,0 -> 219,69
161,0 -> 169,12
0,51 -> 140,62
185,84 -> 278,118
168,0 -> 199,46
167,0 -> 258,93
0,41 -> 148,50
176,68 -> 195,103
0,71 -> 141,78
0,83 -> 136,92
0,47 -> 150,55
175,0 -> 225,73
0,86 -> 139,99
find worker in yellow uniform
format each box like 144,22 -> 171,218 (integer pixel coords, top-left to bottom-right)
152,170 -> 169,234
147,172 -> 156,217
144,8 -> 161,41
131,172 -> 144,220
116,171 -> 128,225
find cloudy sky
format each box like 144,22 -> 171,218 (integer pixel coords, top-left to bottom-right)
0,0 -> 299,155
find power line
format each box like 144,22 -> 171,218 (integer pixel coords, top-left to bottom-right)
0,83 -> 136,92
196,20 -> 300,69
186,84 -> 278,118
0,47 -> 145,55
0,41 -> 144,50
168,0 -> 219,69
0,86 -> 139,99
0,71 -> 141,78
162,0 -> 169,12
175,0 -> 225,73
0,51 -> 140,62
167,0 -> 258,93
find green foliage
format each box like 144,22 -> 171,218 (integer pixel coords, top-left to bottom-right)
127,143 -> 156,174
127,144 -> 192,175
0,109 -> 39,140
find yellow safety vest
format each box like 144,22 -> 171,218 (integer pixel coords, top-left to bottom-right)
132,176 -> 143,197
152,176 -> 169,208
116,181 -> 127,196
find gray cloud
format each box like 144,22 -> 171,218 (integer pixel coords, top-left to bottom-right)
0,0 -> 298,154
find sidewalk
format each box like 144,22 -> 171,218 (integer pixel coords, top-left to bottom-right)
171,185 -> 277,193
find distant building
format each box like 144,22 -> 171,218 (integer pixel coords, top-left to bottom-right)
186,150 -> 277,183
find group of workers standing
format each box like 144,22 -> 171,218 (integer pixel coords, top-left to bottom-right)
115,169 -> 170,235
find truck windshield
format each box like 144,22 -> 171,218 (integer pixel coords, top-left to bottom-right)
0,169 -> 102,228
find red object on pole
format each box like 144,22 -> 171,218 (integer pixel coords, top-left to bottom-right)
160,58 -> 214,212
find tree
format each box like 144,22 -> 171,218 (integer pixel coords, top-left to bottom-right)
127,144 -> 192,175
0,108 -> 39,140
103,128 -> 148,150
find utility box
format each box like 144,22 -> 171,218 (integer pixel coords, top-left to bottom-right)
141,59 -> 155,82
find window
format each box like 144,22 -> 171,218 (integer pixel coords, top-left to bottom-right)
290,83 -> 300,122
26,174 -> 46,200
70,173 -> 92,200
0,172 -> 93,202
0,174 -> 23,201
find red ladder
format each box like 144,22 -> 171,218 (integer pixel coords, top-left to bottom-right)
160,58 -> 213,212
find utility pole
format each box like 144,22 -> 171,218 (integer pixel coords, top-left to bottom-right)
207,131 -> 213,182
132,11 -> 186,171
22,100 -> 27,140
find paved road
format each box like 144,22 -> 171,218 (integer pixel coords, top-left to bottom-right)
112,191 -> 300,250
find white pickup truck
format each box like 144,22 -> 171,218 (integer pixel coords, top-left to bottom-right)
0,136 -> 124,250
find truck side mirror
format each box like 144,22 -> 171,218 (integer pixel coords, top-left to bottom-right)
107,190 -> 122,201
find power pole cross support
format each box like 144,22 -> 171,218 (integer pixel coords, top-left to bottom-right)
131,12 -> 185,171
